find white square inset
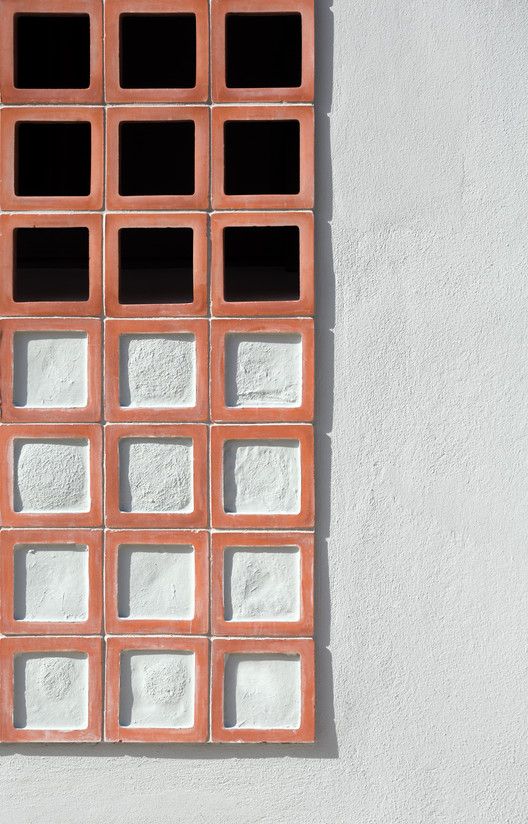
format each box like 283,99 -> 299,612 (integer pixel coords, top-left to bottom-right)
14,653 -> 88,730
223,440 -> 300,514
225,334 -> 302,407
118,545 -> 195,619
224,654 -> 301,729
14,544 -> 88,622
120,334 -> 196,408
14,439 -> 90,513
224,547 -> 300,621
13,332 -> 88,408
119,651 -> 195,728
119,438 -> 193,513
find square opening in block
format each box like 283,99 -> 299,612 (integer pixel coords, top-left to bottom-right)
120,334 -> 196,408
117,544 -> 194,620
224,120 -> 299,195
224,653 -> 300,729
13,228 -> 89,303
225,13 -> 302,89
224,547 -> 300,622
14,14 -> 90,89
119,438 -> 193,513
120,14 -> 196,89
119,650 -> 195,728
15,122 -> 91,196
225,333 -> 302,407
13,438 -> 90,513
14,543 -> 88,622
223,226 -> 299,302
119,122 -> 195,196
13,332 -> 88,408
223,439 -> 300,514
13,652 -> 88,730
118,228 -> 194,305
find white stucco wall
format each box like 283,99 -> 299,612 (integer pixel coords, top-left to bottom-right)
3,0 -> 528,821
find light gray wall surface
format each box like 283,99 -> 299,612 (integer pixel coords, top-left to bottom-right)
3,1 -> 528,821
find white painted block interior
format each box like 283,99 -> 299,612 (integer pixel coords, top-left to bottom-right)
13,439 -> 90,513
119,438 -> 193,513
119,651 -> 195,729
223,654 -> 301,729
13,332 -> 88,408
224,547 -> 300,622
225,334 -> 302,407
117,544 -> 194,619
13,653 -> 88,730
120,334 -> 196,408
223,439 -> 300,514
14,544 -> 88,622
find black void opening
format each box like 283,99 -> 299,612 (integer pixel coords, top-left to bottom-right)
223,226 -> 300,302
225,13 -> 302,89
15,122 -> 91,197
14,228 -> 90,302
223,120 -> 300,195
119,122 -> 195,196
14,14 -> 91,89
120,14 -> 196,89
119,228 -> 194,304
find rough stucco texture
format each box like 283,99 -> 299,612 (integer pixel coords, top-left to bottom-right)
3,1 -> 528,821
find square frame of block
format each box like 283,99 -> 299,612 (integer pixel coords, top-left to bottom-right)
211,319 -> 314,422
105,213 -> 207,318
211,638 -> 314,743
106,107 -> 209,211
0,108 -> 103,211
105,0 -> 209,103
211,212 -> 314,317
212,106 -> 314,210
105,423 -> 207,529
0,214 -> 103,317
105,636 -> 209,743
0,424 -> 103,528
211,0 -> 314,103
211,424 -> 314,529
0,0 -> 103,104
105,530 -> 208,635
105,319 -> 208,422
0,636 -> 103,743
0,318 -> 102,423
0,529 -> 102,636
212,532 -> 313,637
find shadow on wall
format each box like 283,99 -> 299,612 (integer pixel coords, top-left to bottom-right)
0,0 -> 336,761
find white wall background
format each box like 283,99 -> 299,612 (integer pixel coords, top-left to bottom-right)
3,0 -> 528,820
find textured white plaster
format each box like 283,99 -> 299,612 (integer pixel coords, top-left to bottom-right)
14,544 -> 88,622
14,439 -> 90,513
225,334 -> 302,407
13,332 -> 88,408
223,439 -> 300,514
119,651 -> 195,728
119,438 -> 193,513
14,654 -> 88,730
118,544 -> 194,619
224,654 -> 301,729
224,547 -> 300,621
120,334 -> 196,408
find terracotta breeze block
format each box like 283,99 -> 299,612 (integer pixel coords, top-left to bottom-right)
211,424 -> 314,529
105,0 -> 209,103
0,636 -> 103,743
105,636 -> 209,742
0,424 -> 103,528
211,638 -> 315,743
0,529 -> 103,637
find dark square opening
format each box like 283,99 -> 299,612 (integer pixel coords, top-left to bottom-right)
226,13 -> 302,89
119,121 -> 195,196
120,14 -> 196,89
119,228 -> 194,304
15,122 -> 91,197
223,226 -> 300,302
14,228 -> 89,302
224,120 -> 300,195
14,14 -> 90,89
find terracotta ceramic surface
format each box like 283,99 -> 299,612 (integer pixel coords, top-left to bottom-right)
105,0 -> 209,103
0,636 -> 103,743
211,0 -> 314,103
105,636 -> 209,742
